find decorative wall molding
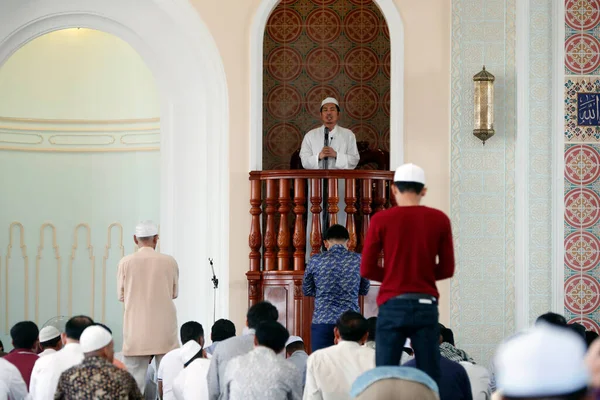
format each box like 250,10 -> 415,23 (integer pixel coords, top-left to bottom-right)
0,117 -> 160,151
35,223 -> 61,325
102,223 -> 124,323
5,222 -> 28,333
68,224 -> 95,318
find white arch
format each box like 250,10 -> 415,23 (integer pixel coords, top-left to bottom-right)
249,0 -> 405,170
0,0 -> 230,327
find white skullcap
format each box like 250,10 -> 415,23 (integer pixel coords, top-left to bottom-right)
39,326 -> 61,342
285,335 -> 303,347
80,325 -> 113,353
135,220 -> 158,238
394,163 -> 426,185
495,323 -> 589,397
321,97 -> 339,107
404,339 -> 412,349
180,340 -> 202,365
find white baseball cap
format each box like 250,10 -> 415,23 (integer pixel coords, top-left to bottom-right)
80,325 -> 113,353
135,220 -> 158,238
321,97 -> 339,107
393,163 -> 426,185
495,323 -> 589,396
285,335 -> 303,347
39,326 -> 61,342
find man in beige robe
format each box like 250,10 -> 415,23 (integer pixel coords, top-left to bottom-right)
118,220 -> 179,394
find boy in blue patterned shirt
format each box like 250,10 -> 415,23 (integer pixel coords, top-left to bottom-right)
303,224 -> 370,352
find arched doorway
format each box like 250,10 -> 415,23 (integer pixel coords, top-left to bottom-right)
0,0 -> 229,337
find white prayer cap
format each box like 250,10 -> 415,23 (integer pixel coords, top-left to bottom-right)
39,326 -> 61,342
404,339 -> 411,349
394,163 -> 426,185
80,325 -> 113,353
286,335 -> 303,347
495,323 -> 589,397
321,97 -> 339,107
135,220 -> 158,238
180,340 -> 202,365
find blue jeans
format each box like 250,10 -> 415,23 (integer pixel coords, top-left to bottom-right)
311,323 -> 335,352
376,297 -> 441,384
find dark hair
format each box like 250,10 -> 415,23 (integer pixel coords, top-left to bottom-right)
255,321 -> 289,353
569,323 -> 586,341
0,339 -> 3,350
320,104 -> 340,113
440,327 -> 455,346
247,301 -> 279,329
40,335 -> 62,349
94,323 -> 112,334
211,319 -> 236,342
503,387 -> 588,400
324,224 -> 350,241
65,315 -> 94,340
336,311 -> 368,342
586,330 -> 599,348
181,321 -> 204,344
286,340 -> 305,354
11,321 -> 39,349
367,317 -> 377,341
536,312 -> 567,327
393,182 -> 425,194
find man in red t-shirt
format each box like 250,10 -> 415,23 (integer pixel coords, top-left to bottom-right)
4,320 -> 40,388
360,163 -> 455,384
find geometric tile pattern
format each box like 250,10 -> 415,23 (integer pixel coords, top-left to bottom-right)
262,0 -> 390,170
450,0 -> 517,369
565,0 -> 600,74
564,144 -> 600,332
565,78 -> 600,141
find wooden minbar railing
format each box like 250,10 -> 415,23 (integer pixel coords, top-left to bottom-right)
247,170 -> 395,351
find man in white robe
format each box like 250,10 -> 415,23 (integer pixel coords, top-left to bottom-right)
299,98 -> 360,256
29,315 -> 94,400
37,326 -> 62,357
173,340 -> 211,400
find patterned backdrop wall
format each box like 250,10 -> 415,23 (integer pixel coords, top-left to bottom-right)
564,0 -> 600,333
262,0 -> 390,170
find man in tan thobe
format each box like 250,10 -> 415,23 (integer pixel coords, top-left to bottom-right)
118,220 -> 179,394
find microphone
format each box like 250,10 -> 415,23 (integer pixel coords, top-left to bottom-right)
209,258 -> 218,289
323,127 -> 330,169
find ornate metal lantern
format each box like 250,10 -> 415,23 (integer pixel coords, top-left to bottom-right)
473,66 -> 495,144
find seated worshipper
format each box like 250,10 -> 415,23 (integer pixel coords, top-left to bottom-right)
173,340 -> 211,400
495,323 -> 589,400
55,325 -> 142,399
205,319 -> 236,358
0,339 -> 6,357
365,317 -> 377,350
207,301 -> 279,400
38,326 -> 62,357
158,321 -> 205,400
585,336 -> 600,398
0,357 -> 29,400
405,352 -> 472,400
286,336 -> 308,387
587,330 -> 599,349
350,366 -> 440,400
29,315 -> 94,400
459,362 -> 491,400
303,224 -> 370,352
4,320 -> 40,388
439,326 -> 475,364
299,97 -> 359,170
222,321 -> 302,400
304,311 -> 375,400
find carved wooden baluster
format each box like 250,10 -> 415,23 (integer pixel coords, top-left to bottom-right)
373,180 -> 386,215
359,178 -> 373,252
249,179 -> 262,273
293,178 -> 306,271
277,178 -> 291,271
310,178 -> 323,257
345,178 -> 358,251
263,179 -> 278,271
328,178 -> 339,226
